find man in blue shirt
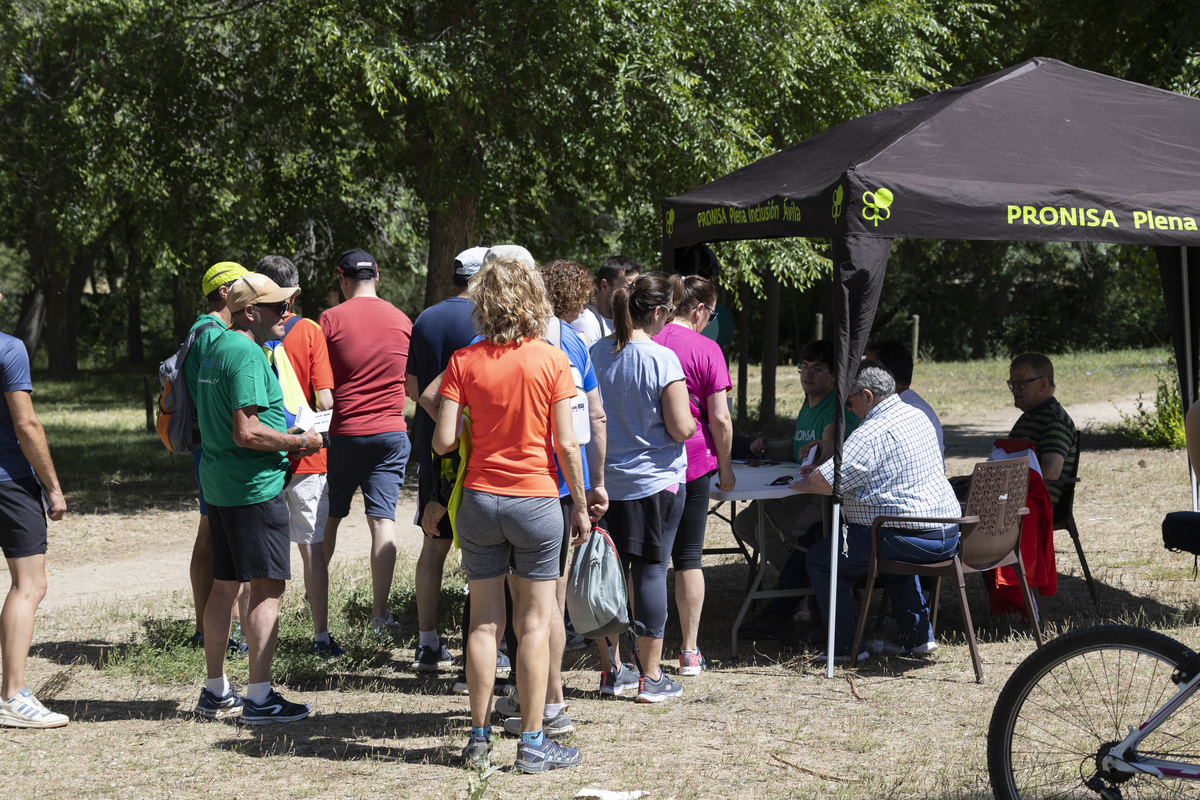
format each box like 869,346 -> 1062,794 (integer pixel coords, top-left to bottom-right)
0,319 -> 68,729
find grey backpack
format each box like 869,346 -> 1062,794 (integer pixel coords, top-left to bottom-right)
565,526 -> 629,640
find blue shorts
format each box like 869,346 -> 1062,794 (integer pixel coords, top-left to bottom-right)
193,448 -> 207,516
327,431 -> 410,520
0,477 -> 47,559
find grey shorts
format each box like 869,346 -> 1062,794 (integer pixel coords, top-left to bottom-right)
456,489 -> 562,582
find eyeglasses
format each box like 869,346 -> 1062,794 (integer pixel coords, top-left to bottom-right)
799,363 -> 830,376
1006,376 -> 1042,391
845,390 -> 862,409
254,301 -> 291,317
658,303 -> 677,315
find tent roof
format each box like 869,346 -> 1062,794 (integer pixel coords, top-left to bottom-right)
663,58 -> 1200,249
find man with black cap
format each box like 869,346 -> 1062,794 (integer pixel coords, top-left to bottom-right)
404,246 -> 484,671
319,249 -> 414,637
192,273 -> 321,723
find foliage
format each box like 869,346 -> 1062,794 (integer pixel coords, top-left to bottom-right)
1115,375 -> 1187,449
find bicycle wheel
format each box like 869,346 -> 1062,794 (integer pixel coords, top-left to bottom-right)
988,625 -> 1200,799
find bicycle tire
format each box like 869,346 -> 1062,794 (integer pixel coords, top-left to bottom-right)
988,625 -> 1200,800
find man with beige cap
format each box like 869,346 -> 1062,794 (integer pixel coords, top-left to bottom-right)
191,272 -> 321,723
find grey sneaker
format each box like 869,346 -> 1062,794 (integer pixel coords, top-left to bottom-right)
514,736 -> 584,773
635,671 -> 683,703
502,709 -> 575,738
493,691 -> 520,718
599,663 -> 639,697
462,735 -> 492,769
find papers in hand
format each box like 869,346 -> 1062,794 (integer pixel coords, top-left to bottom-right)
294,405 -> 332,433
801,446 -> 818,468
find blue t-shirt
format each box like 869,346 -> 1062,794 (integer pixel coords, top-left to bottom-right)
409,297 -> 478,482
553,321 -> 598,497
0,334 -> 35,483
589,337 -> 687,500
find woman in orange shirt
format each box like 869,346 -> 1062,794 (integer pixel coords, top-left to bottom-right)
434,256 -> 590,774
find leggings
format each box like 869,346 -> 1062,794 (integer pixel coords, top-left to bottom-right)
671,472 -> 713,571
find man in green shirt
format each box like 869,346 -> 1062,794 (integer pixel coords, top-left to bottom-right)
191,273 -> 321,724
1007,353 -> 1077,506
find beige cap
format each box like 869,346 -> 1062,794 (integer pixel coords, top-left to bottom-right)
227,273 -> 301,313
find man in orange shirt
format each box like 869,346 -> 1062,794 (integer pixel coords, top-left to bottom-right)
256,256 -> 339,656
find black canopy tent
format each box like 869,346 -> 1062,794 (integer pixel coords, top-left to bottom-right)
661,57 -> 1200,669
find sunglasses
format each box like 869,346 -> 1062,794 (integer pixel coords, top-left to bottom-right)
254,300 -> 291,316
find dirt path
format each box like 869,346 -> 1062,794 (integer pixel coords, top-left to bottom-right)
30,395 -> 1141,614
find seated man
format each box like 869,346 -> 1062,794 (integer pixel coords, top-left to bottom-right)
796,361 -> 959,661
1006,353 -> 1077,506
733,340 -> 859,576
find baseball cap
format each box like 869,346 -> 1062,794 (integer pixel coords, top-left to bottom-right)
454,246 -> 488,279
201,261 -> 250,296
483,245 -> 535,269
336,249 -> 378,279
226,273 -> 301,313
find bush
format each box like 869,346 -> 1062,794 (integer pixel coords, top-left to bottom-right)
1116,375 -> 1186,449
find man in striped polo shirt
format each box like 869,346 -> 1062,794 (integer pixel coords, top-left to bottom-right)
1007,353 -> 1078,505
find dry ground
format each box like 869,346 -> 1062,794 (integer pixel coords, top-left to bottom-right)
5,390 -> 1199,800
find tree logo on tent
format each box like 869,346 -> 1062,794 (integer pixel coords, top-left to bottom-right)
832,186 -> 844,221
665,209 -> 675,236
862,188 -> 894,226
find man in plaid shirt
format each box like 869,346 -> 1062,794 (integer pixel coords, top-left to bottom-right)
793,361 -> 959,661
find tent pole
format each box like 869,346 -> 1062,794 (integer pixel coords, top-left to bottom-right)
1185,246 -> 1198,512
825,502 -> 841,678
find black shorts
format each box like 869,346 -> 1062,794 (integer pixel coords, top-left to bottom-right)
417,462 -> 453,540
208,491 -> 292,582
604,486 -> 683,565
0,477 -> 47,559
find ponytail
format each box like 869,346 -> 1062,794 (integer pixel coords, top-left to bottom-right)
612,286 -> 634,350
610,272 -> 676,351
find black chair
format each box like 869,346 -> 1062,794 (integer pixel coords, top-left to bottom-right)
1044,431 -> 1099,609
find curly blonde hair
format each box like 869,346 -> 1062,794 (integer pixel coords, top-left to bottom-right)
468,258 -> 551,344
540,259 -> 595,320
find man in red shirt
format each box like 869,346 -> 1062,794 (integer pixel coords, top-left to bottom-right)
319,250 -> 414,636
255,256 -> 340,656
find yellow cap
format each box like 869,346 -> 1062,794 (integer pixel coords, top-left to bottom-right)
201,261 -> 250,296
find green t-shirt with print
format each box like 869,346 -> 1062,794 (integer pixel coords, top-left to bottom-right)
193,327 -> 288,507
793,390 -> 860,463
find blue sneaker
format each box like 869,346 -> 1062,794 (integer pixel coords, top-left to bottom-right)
514,736 -> 584,773
240,689 -> 311,724
194,686 -> 243,719
599,663 -> 639,697
412,644 -> 453,672
462,735 -> 492,769
496,650 -> 511,676
312,636 -> 345,658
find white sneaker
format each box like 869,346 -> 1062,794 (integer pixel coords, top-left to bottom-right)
905,640 -> 938,655
370,614 -> 401,635
0,690 -> 68,728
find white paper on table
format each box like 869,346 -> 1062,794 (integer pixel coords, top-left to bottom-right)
293,405 -> 332,433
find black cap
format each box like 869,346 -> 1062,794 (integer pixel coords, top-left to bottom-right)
336,249 -> 377,279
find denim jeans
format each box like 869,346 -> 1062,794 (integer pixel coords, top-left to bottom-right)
807,522 -> 959,651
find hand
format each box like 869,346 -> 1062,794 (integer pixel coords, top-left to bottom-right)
570,507 -> 591,547
750,437 -> 767,457
586,486 -> 609,523
716,464 -> 736,491
799,464 -> 817,477
45,487 -> 66,521
298,426 -> 322,457
421,501 -> 447,538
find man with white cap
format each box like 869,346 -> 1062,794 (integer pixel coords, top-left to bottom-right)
192,272 -> 321,723
404,246 -> 486,672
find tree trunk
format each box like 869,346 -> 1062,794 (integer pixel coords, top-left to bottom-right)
14,289 -> 46,361
423,195 -> 479,311
737,280 -> 750,429
42,245 -> 94,379
760,270 -> 781,428
172,267 -> 192,346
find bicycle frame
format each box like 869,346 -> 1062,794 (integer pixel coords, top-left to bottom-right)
1099,664 -> 1200,781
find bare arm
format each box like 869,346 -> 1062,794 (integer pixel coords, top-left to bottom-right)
232,407 -> 320,456
790,465 -> 833,495
315,388 -> 333,412
707,390 -> 735,491
1040,452 -> 1065,482
420,371 -> 445,420
7,390 -> 65,520
404,373 -> 418,407
552,397 -> 591,546
584,386 -> 608,522
662,380 -> 697,443
432,395 -> 462,455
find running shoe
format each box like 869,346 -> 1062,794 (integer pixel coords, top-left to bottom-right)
514,737 -> 584,773
369,613 -> 402,636
599,663 -> 639,697
502,709 -> 575,738
493,691 -> 520,718
240,689 -> 312,724
451,673 -> 470,695
496,650 -> 511,676
905,640 -> 938,655
679,649 -> 707,677
635,671 -> 683,703
193,686 -> 243,720
0,690 -> 69,728
312,636 -> 345,658
412,644 -> 453,672
462,735 -> 492,769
